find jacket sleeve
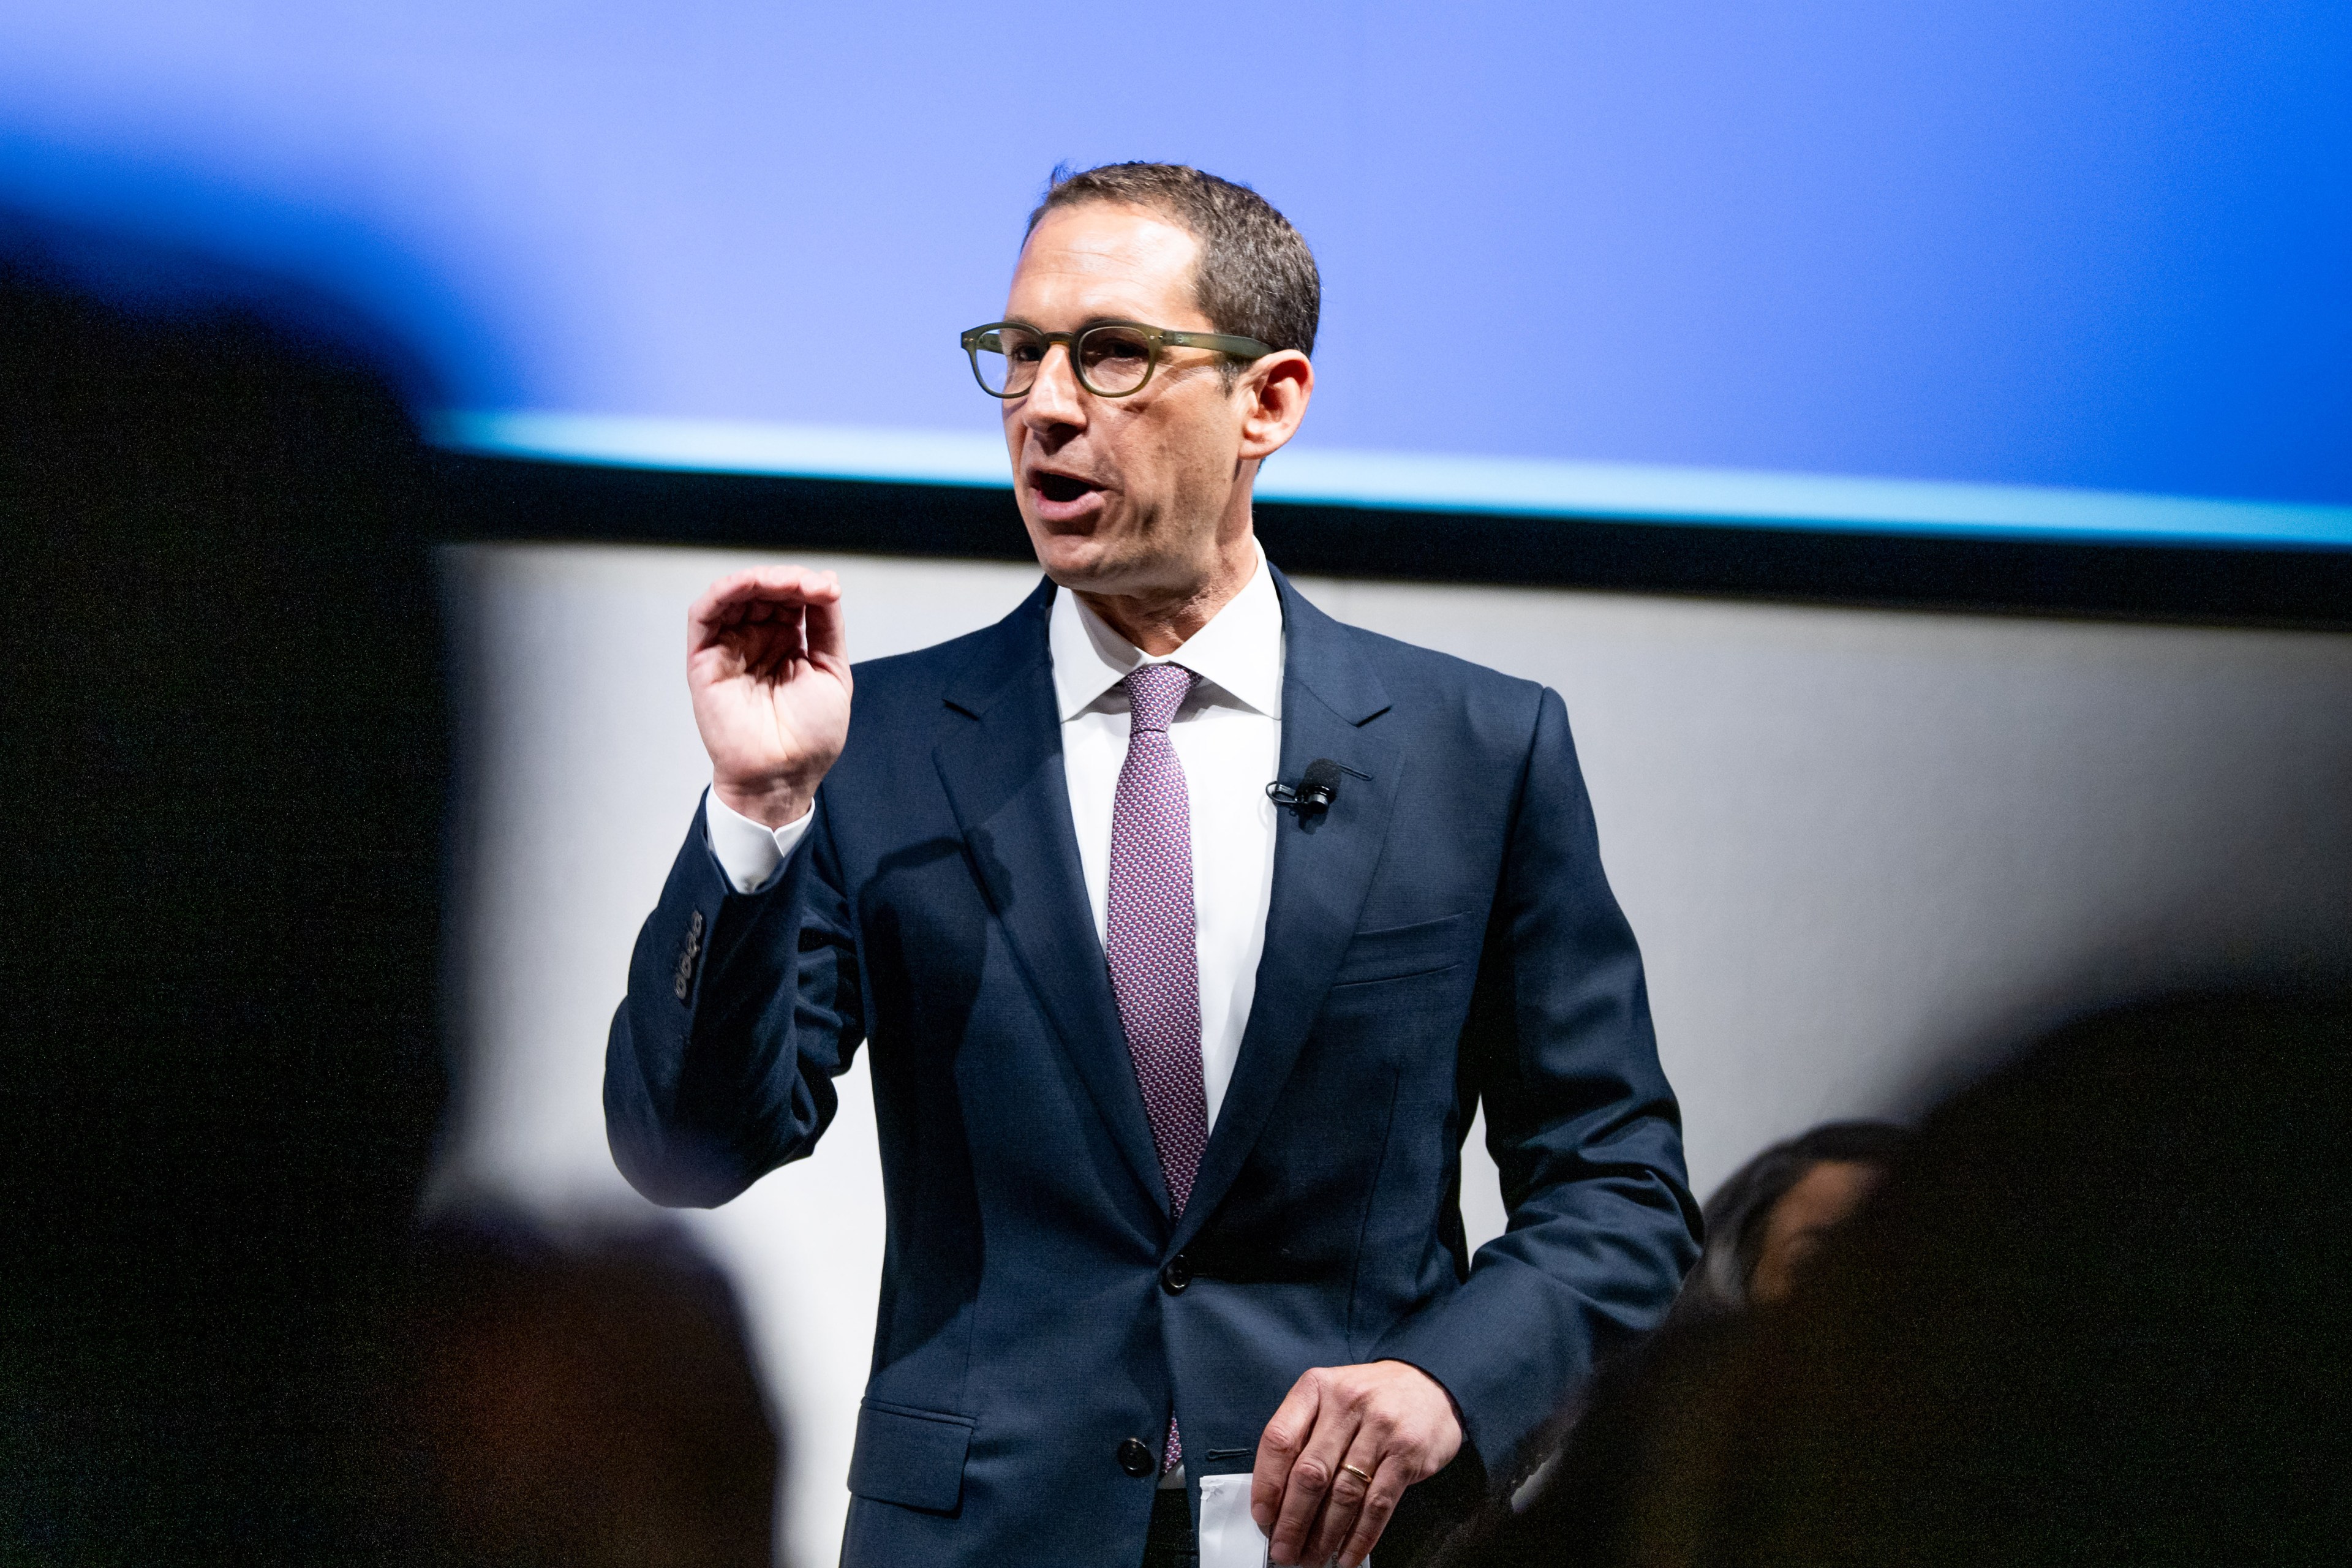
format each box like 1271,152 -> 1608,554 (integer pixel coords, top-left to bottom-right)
1373,685 -> 1702,1476
604,790 -> 865,1208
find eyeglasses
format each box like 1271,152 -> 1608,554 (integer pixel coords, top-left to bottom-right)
960,320 -> 1274,399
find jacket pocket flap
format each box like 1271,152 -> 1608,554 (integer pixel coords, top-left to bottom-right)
847,1400 -> 974,1513
1332,911 -> 1471,987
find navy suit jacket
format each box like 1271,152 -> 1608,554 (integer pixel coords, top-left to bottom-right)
606,569 -> 1698,1566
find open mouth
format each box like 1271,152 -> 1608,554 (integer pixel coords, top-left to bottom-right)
1036,472 -> 1099,505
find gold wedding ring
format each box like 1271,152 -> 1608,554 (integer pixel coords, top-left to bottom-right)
1340,1463 -> 1374,1485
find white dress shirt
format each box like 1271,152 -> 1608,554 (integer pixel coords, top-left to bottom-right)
704,548 -> 1286,1133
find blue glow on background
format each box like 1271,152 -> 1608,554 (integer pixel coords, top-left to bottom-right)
4,2 -> 2348,522
430,412 -> 2352,548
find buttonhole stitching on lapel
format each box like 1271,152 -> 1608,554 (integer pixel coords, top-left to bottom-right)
673,908 -> 706,1002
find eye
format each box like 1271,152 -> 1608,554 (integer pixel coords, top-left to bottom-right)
1077,326 -> 1154,393
1085,330 -> 1149,364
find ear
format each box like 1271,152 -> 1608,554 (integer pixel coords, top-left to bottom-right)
1237,351 -> 1314,461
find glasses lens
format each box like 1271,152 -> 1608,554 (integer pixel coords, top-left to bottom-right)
1077,325 -> 1153,395
971,326 -> 1045,396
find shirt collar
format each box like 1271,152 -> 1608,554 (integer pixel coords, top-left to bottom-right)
1048,542 -> 1284,722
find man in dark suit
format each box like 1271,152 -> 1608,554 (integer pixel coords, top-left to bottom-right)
606,162 -> 1698,1568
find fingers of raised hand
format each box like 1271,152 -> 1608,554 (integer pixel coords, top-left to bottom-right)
690,571 -> 854,694
798,580 -> 848,663
690,566 -> 842,646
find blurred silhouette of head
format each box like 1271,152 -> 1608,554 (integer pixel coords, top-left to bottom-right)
404,1212 -> 779,1568
1710,989 -> 2352,1567
1433,990 -> 2350,1568
1,221 -> 448,1561
1676,1120 -> 1909,1321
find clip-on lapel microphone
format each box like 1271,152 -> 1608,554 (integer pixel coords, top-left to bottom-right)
1266,758 -> 1368,815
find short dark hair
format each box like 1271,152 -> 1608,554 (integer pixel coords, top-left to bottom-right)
1028,162 -> 1321,365
1675,1120 -> 1911,1322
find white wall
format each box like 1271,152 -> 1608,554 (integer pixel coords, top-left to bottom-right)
432,542 -> 2352,1567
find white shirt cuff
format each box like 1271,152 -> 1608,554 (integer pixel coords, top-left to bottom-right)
703,786 -> 813,894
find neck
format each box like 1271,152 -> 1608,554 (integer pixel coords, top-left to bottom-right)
1076,528 -> 1258,655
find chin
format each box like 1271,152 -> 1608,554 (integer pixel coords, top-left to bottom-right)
1025,526 -> 1126,590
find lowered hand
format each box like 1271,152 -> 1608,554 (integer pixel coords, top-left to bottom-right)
1251,1359 -> 1463,1567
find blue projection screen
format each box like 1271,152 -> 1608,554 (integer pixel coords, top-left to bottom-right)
5,2 -> 2349,545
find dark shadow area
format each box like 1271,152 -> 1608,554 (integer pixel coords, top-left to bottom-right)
2,222 -> 449,1563
399,1210 -> 779,1568
1431,987 -> 2352,1568
1,222 -> 779,1567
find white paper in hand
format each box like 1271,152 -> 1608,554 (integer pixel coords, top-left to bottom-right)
1194,1474 -> 1370,1568
1195,1474 -> 1269,1568
1194,1476 -> 1364,1561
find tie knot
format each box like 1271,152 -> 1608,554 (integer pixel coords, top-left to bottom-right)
1123,663 -> 1195,733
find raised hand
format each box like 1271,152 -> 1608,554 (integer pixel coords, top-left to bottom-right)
687,565 -> 851,828
1252,1360 -> 1463,1567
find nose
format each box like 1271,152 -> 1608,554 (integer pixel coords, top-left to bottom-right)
1018,341 -> 1088,434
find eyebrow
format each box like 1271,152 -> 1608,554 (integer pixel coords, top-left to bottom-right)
1005,315 -> 1169,334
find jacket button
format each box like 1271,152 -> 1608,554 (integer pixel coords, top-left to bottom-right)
1118,1436 -> 1156,1477
1160,1254 -> 1193,1294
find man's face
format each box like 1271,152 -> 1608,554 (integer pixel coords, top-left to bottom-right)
999,202 -> 1263,598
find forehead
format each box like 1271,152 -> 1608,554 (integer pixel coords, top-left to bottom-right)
1006,202 -> 1207,327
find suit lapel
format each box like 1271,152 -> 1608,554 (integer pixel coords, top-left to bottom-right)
932,579 -> 1170,1216
1175,570 -> 1400,1251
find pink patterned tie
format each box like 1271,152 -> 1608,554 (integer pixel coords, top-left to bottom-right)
1105,662 -> 1208,1473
